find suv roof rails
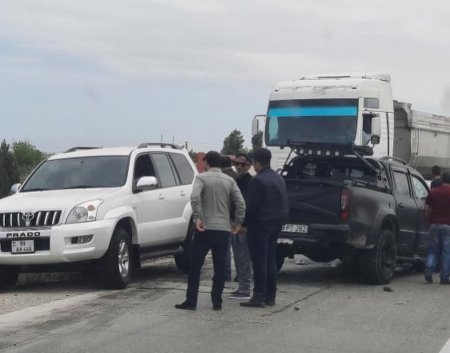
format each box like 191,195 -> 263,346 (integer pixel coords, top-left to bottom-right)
380,156 -> 408,165
64,147 -> 102,153
138,142 -> 182,149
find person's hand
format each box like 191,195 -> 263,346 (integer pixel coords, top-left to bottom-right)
231,224 -> 241,234
195,219 -> 206,232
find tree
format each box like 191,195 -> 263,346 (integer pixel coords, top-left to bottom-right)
221,129 -> 247,155
0,139 -> 19,198
251,131 -> 263,151
12,140 -> 45,180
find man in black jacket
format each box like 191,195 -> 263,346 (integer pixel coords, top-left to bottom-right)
240,148 -> 289,308
229,153 -> 253,300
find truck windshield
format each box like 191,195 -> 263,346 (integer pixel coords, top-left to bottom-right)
265,99 -> 358,146
21,156 -> 129,192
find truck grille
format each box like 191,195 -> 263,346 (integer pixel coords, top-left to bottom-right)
0,211 -> 62,228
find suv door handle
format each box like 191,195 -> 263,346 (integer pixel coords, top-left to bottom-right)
158,194 -> 165,200
180,191 -> 186,197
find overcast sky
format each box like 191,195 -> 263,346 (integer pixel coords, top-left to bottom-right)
0,0 -> 449,153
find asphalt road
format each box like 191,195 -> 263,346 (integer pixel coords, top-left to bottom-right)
1,256 -> 450,353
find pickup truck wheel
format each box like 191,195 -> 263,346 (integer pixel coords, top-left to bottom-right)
101,226 -> 132,289
359,229 -> 397,284
174,221 -> 195,273
0,266 -> 19,289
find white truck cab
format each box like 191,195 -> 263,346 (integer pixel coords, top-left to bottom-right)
254,73 -> 450,176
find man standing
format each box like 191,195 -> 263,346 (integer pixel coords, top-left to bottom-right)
431,165 -> 443,189
241,148 -> 289,308
229,153 -> 253,300
424,172 -> 450,284
220,154 -> 238,282
175,151 -> 245,310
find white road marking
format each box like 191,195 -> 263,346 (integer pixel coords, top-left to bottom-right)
439,338 -> 450,353
0,292 -> 103,328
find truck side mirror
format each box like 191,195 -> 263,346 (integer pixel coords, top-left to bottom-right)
252,119 -> 259,136
252,114 -> 266,136
371,116 -> 381,136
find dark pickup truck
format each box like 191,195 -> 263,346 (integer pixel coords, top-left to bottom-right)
276,145 -> 430,284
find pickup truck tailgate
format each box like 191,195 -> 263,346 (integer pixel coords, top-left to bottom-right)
285,179 -> 343,225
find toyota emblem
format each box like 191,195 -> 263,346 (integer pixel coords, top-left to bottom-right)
22,212 -> 35,226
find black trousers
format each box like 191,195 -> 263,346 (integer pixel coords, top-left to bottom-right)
186,230 -> 230,306
247,221 -> 282,303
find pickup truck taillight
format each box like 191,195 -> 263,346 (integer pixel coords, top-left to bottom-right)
340,189 -> 351,221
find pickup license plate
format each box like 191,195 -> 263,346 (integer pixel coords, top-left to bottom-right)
282,224 -> 308,234
11,240 -> 35,254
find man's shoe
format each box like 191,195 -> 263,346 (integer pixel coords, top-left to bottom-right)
229,292 -> 251,300
240,300 -> 265,308
265,299 -> 276,306
213,304 -> 222,310
425,272 -> 433,283
174,301 -> 196,310
440,278 -> 450,285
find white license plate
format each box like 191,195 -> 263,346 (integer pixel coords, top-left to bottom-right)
278,238 -> 294,245
11,240 -> 35,254
282,224 -> 308,234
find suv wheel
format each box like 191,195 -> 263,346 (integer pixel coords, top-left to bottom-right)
174,221 -> 195,273
359,229 -> 397,284
0,266 -> 19,289
101,226 -> 132,289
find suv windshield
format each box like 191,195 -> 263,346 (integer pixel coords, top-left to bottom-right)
21,156 -> 129,192
266,99 -> 358,146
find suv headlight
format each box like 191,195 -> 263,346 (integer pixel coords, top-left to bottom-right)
66,200 -> 103,224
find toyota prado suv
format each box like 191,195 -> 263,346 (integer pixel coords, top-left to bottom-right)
0,143 -> 197,289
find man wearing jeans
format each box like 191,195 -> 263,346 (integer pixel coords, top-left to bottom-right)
229,153 -> 253,300
175,151 -> 245,310
424,172 -> 450,284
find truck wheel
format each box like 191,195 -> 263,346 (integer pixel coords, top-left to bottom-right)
359,229 -> 397,284
0,266 -> 19,289
101,226 -> 132,289
174,221 -> 195,273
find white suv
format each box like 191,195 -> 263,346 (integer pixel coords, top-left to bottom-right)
0,143 -> 197,289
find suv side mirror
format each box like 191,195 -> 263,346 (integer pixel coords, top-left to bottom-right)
135,176 -> 158,192
10,183 -> 21,194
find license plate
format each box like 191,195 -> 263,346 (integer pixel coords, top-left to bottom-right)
11,240 -> 35,254
282,224 -> 308,234
278,238 -> 294,245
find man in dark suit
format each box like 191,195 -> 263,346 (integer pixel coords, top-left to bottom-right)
240,148 -> 289,308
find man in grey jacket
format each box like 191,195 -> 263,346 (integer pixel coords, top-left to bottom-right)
175,151 -> 246,311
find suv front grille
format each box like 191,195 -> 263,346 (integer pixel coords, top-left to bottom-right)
0,211 -> 62,228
